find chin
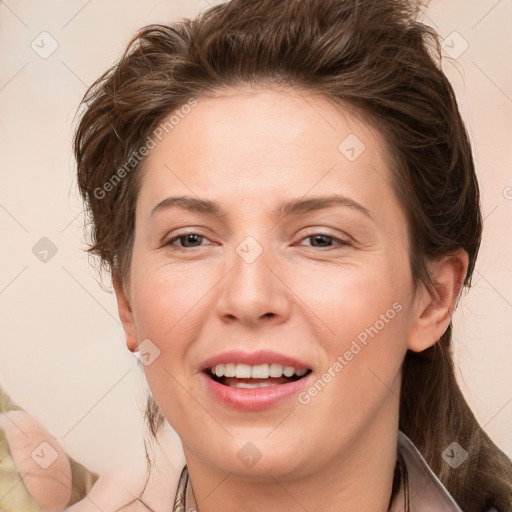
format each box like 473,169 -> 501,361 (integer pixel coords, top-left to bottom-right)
200,434 -> 319,481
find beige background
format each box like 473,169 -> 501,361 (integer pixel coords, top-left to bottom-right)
0,0 -> 511,477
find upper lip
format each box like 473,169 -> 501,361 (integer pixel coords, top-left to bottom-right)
200,349 -> 311,372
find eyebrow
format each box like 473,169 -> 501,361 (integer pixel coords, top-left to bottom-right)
150,194 -> 373,221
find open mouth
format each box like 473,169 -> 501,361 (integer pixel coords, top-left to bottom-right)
205,363 -> 312,388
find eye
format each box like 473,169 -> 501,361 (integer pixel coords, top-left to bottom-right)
164,231 -> 350,251
298,233 -> 350,251
166,232 -> 210,250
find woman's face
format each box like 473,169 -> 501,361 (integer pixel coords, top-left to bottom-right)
117,86 -> 427,480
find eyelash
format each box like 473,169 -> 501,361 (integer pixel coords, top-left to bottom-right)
165,232 -> 351,252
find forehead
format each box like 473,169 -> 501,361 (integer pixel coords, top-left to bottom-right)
137,85 -> 397,219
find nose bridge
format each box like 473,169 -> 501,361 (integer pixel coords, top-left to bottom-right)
217,231 -> 288,323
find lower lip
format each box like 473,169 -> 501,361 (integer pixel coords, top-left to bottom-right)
201,372 -> 313,411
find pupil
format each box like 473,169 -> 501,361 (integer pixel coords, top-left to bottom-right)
183,234 -> 201,247
312,235 -> 330,247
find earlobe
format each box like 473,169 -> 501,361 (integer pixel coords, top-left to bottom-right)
407,249 -> 469,353
112,271 -> 138,353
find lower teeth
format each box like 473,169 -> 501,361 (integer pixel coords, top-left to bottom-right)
231,382 -> 275,389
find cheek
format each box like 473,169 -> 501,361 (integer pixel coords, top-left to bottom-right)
305,255 -> 410,394
300,257 -> 407,345
128,262 -> 220,412
130,260 -> 213,342
332,294 -> 406,382
299,288 -> 408,442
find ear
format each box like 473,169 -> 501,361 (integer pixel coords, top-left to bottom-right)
408,248 -> 469,353
112,270 -> 138,353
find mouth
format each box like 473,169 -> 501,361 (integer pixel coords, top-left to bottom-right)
199,351 -> 314,410
204,363 -> 313,388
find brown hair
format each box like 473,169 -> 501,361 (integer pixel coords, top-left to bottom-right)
74,0 -> 512,509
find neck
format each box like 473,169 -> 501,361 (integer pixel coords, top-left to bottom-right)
183,395 -> 400,512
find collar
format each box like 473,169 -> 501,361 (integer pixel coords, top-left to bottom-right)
389,431 -> 463,511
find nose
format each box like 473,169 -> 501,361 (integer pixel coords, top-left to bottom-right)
215,236 -> 292,327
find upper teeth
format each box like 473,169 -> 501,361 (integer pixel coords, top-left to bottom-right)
211,363 -> 308,379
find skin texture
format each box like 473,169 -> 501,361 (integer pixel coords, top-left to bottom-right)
112,86 -> 468,512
